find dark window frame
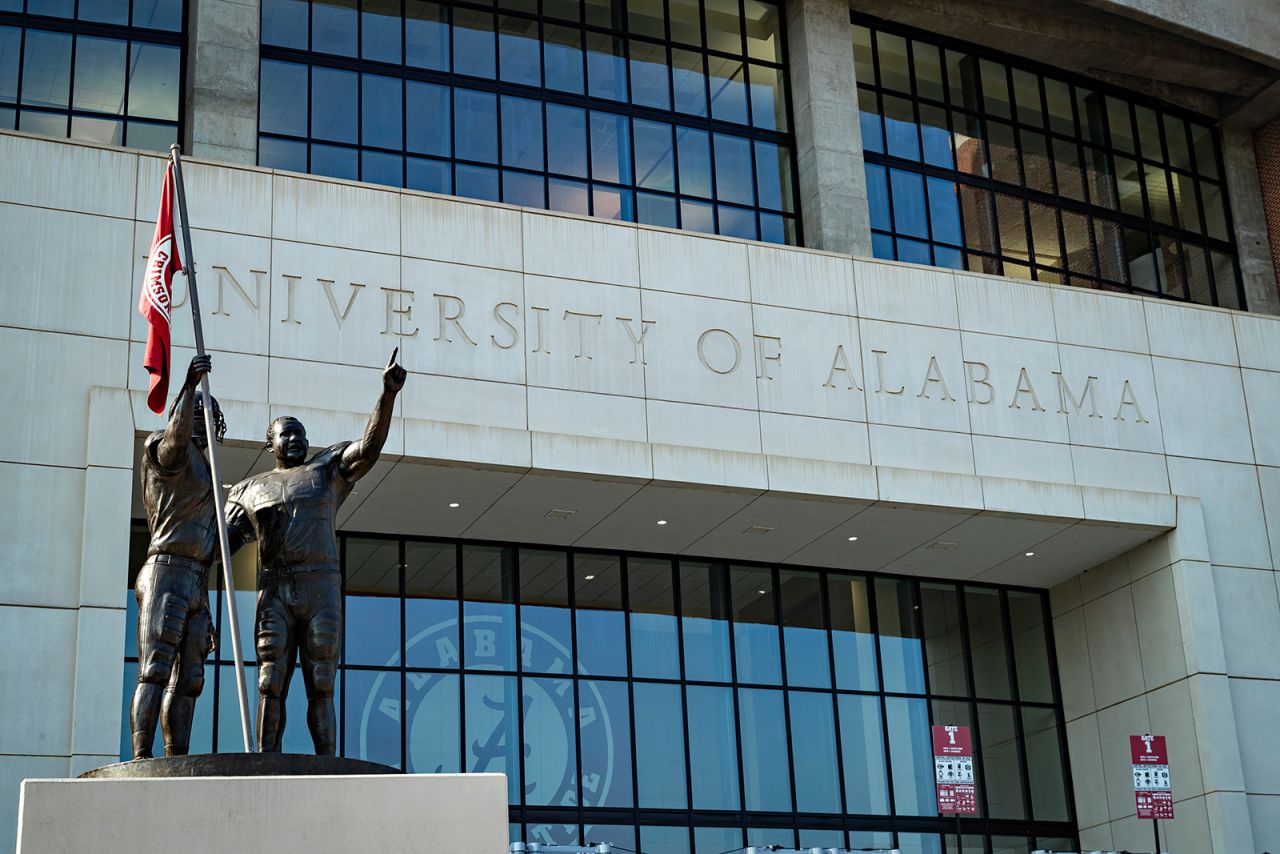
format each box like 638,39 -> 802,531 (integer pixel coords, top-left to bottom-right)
124,522 -> 1078,852
0,0 -> 186,150
853,11 -> 1245,310
256,0 -> 802,244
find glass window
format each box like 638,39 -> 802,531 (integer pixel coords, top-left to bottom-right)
261,0 -> 308,49
630,41 -> 669,110
133,0 -> 181,29
687,685 -> 739,810
714,132 -> 754,206
885,695 -> 935,815
590,110 -> 631,184
345,538 -> 401,667
520,549 -> 571,673
921,583 -> 965,696
407,80 -> 450,156
125,532 -> 1073,846
829,573 -> 877,691
854,17 -> 1241,308
260,0 -> 795,240
1022,706 -> 1068,821
748,63 -> 785,132
311,139 -> 356,177
634,118 -> 676,193
979,702 -> 1026,818
362,74 -> 403,150
0,27 -> 19,104
22,30 -> 72,109
672,49 -> 707,117
407,156 -> 451,192
788,690 -> 840,812
405,541 -> 457,669
363,0 -> 402,62
708,55 -> 748,125
966,588 -> 1011,699
883,94 -> 919,161
629,558 -> 680,679
499,15 -> 540,86
501,95 -> 544,171
680,561 -> 731,682
407,672 -> 460,772
580,679 -> 632,806
463,544 -> 517,670
731,566 -> 780,685
313,0 -> 358,56
575,554 -> 626,676
523,675 -> 577,806
876,577 -> 925,694
502,168 -> 544,207
587,33 -> 627,101
261,59 -> 308,136
311,65 -> 357,143
738,688 -> 790,810
406,0 -> 449,70
73,37 -> 126,115
1008,590 -> 1052,703
455,88 -> 498,163
79,0 -> 126,23
634,682 -> 687,807
345,668 -> 401,767
466,674 -> 522,802
453,9 -> 496,79
779,569 -> 828,688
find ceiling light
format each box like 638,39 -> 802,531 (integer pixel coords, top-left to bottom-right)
847,535 -> 859,542
448,502 -> 460,508
584,574 -> 596,581
657,520 -> 668,526
757,589 -> 767,595
1025,551 -> 1035,557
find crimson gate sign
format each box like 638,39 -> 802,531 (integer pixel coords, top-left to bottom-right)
1130,734 -> 1174,819
932,725 -> 977,814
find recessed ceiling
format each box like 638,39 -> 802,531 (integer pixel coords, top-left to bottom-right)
131,437 -> 1169,588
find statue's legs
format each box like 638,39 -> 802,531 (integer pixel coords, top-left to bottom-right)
131,562 -> 189,759
162,590 -> 211,755
255,585 -> 296,753
299,573 -> 342,756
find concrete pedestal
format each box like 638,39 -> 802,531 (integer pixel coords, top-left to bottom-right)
16,771 -> 507,854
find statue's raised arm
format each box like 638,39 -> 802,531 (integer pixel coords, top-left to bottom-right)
231,347 -> 407,755
339,348 -> 407,483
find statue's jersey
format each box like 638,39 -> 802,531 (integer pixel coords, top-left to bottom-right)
225,442 -> 353,572
140,431 -> 217,565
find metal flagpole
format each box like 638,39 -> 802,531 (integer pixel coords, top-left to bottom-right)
168,144 -> 255,752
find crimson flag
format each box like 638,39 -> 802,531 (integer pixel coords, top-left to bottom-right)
137,162 -> 183,414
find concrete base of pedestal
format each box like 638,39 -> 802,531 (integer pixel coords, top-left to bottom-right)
16,771 -> 507,854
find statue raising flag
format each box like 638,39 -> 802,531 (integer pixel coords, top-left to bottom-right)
138,162 -> 182,414
130,148 -> 256,755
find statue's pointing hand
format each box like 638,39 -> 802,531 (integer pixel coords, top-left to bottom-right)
383,347 -> 407,393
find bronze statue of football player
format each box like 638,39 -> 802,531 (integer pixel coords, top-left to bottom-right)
131,354 -> 223,759
226,349 -> 406,754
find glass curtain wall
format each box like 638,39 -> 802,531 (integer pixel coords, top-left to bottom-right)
853,16 -> 1244,309
0,0 -> 182,148
122,525 -> 1076,853
257,0 -> 799,243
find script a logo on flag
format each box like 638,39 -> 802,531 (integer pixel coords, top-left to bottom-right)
137,162 -> 183,414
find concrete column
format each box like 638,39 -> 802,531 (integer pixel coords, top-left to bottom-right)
184,0 -> 260,165
1220,125 -> 1280,315
785,0 -> 871,256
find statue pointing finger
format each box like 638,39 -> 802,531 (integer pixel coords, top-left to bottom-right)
225,350 -> 406,754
